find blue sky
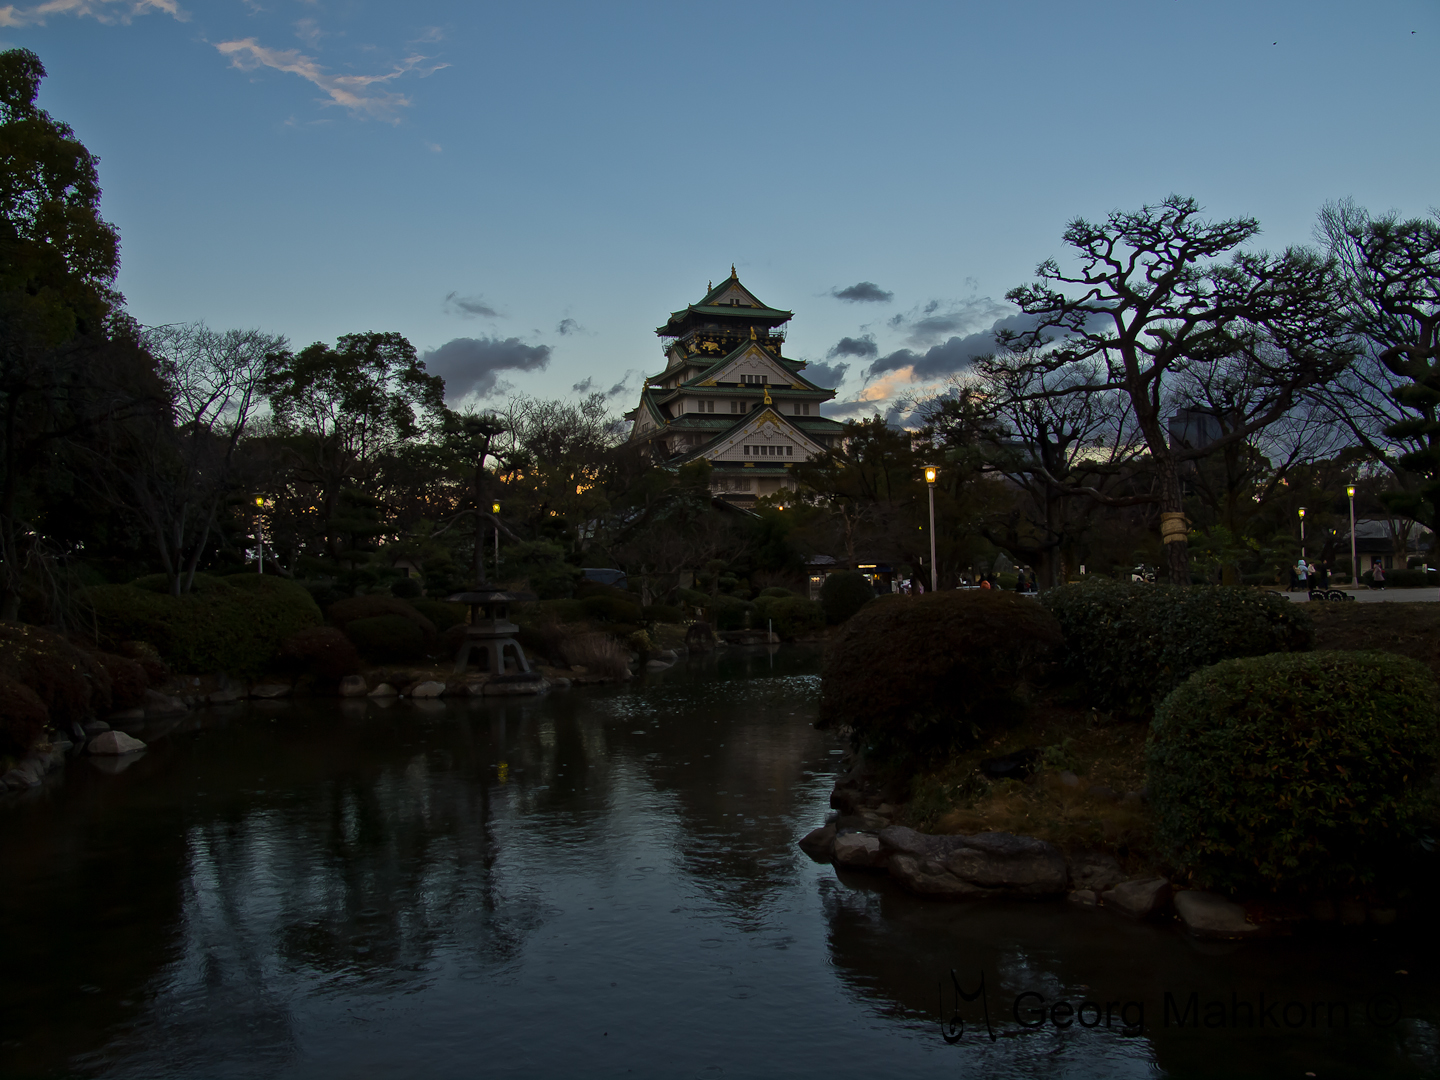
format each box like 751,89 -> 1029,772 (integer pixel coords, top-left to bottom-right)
4,0 -> 1437,419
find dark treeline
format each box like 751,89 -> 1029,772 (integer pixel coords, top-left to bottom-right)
3,48 -> 1437,626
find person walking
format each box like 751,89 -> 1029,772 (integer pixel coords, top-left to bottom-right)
1372,562 -> 1386,590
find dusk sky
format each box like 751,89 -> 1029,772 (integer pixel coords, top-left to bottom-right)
4,0 -> 1436,419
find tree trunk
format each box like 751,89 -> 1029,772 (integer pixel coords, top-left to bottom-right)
1159,453 -> 1190,584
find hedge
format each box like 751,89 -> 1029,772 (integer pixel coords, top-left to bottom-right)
1363,568 -> 1438,588
819,590 -> 1063,763
1148,651 -> 1440,892
754,594 -> 824,639
408,598 -> 469,632
820,570 -> 874,625
1042,580 -> 1313,717
345,615 -> 427,662
86,574 -> 322,674
328,596 -> 437,653
279,626 -> 363,680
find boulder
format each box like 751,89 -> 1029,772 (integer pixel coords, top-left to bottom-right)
832,832 -> 886,869
250,683 -> 291,700
549,677 -> 572,691
411,680 -> 447,698
2,767 -> 39,789
484,678 -> 549,696
207,688 -> 245,704
143,688 -> 188,715
1103,877 -> 1171,919
1067,851 -> 1126,892
798,823 -> 837,861
888,853 -> 982,896
645,659 -> 674,671
1069,889 -> 1099,906
942,833 -> 1067,896
1059,771 -> 1080,787
368,683 -> 398,697
87,730 -> 147,756
1173,890 -> 1259,939
82,720 -> 112,736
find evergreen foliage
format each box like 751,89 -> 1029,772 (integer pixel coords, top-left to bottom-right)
819,570 -> 874,624
1148,651 -> 1440,891
1042,580 -> 1313,716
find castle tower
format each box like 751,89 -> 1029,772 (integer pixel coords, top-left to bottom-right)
623,268 -> 846,503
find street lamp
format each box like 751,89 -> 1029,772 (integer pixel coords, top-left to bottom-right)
1346,485 -> 1357,586
255,496 -> 265,574
923,466 -> 938,593
492,501 -> 501,578
1298,506 -> 1306,562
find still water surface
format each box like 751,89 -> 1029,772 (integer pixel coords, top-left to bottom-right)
2,647 -> 1437,1079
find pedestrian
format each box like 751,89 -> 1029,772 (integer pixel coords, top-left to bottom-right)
1295,558 -> 1308,591
1015,569 -> 1027,592
1373,562 -> 1386,590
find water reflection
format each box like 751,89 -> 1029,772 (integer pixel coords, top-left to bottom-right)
1,646 -> 1437,1078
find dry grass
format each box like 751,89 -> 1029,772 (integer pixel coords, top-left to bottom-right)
901,703 -> 1158,865
559,632 -> 631,681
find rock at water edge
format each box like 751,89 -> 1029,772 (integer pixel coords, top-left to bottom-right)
1103,877 -> 1171,919
833,833 -> 886,869
483,679 -> 549,696
1173,891 -> 1258,939
143,689 -> 189,715
798,823 -> 837,861
1067,851 -> 1126,892
339,675 -> 368,698
888,854 -> 981,897
942,832 -> 1067,897
88,731 -> 147,756
368,683 -> 398,697
1069,889 -> 1098,906
411,680 -> 447,698
250,683 -> 292,700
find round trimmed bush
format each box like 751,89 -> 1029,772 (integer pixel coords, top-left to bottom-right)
344,615 -> 427,662
391,577 -> 422,599
329,596 -> 437,651
757,595 -> 824,639
409,598 -> 469,632
820,570 -> 875,625
1042,579 -> 1313,717
1148,651 -> 1440,892
708,594 -> 754,631
280,626 -> 364,680
642,604 -> 683,624
820,590 -> 1063,763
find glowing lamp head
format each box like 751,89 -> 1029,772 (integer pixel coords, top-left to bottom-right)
1347,485 -> 1356,498
491,502 -> 501,514
924,466 -> 937,484
255,496 -> 264,507
1298,507 -> 1306,518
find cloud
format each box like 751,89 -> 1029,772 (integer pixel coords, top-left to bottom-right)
885,296 -> 1012,348
572,371 -> 635,398
423,141 -> 442,153
556,318 -> 583,336
572,377 -> 595,393
214,38 -> 447,121
804,360 -> 850,388
421,337 -> 551,402
830,281 -> 894,303
866,311 -> 1053,382
0,0 -> 182,25
443,291 -> 499,318
826,335 -> 877,360
826,366 -> 919,418
294,17 -> 322,46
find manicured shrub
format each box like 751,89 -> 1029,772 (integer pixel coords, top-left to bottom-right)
344,615 -> 427,662
820,570 -> 875,625
1042,580 -> 1313,717
390,577 -> 422,599
90,650 -> 148,709
408,598 -> 469,632
1363,568 -> 1438,588
642,604 -> 683,624
674,587 -> 710,610
819,590 -> 1063,763
328,596 -> 437,652
0,624 -> 114,752
755,595 -> 824,639
708,594 -> 754,631
759,586 -> 796,600
501,540 -> 583,599
1148,651 -> 1440,892
280,626 -> 364,680
85,575 -> 322,674
581,594 -> 642,624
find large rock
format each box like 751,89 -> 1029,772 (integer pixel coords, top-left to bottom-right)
143,688 -> 188,716
82,720 -> 112,736
411,680 -> 446,698
798,823 -> 837,861
250,683 -> 292,700
483,678 -> 549,696
1103,877 -> 1171,919
368,683 -> 398,697
878,826 -> 1066,898
942,833 -> 1067,896
833,832 -> 886,869
207,688 -> 245,704
2,767 -> 40,789
1173,890 -> 1259,939
88,730 -> 147,756
1067,851 -> 1126,892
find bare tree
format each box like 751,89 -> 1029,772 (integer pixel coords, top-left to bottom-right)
1003,195 -> 1357,582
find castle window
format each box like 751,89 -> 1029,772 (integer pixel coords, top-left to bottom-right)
731,400 -> 740,413
786,445 -> 793,456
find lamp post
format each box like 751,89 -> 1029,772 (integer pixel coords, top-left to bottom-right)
1298,507 -> 1306,562
492,501 -> 501,579
255,496 -> 265,574
1346,485 -> 1357,586
923,465 -> 938,593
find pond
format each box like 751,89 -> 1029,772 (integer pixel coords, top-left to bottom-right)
1,646 -> 1436,1079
